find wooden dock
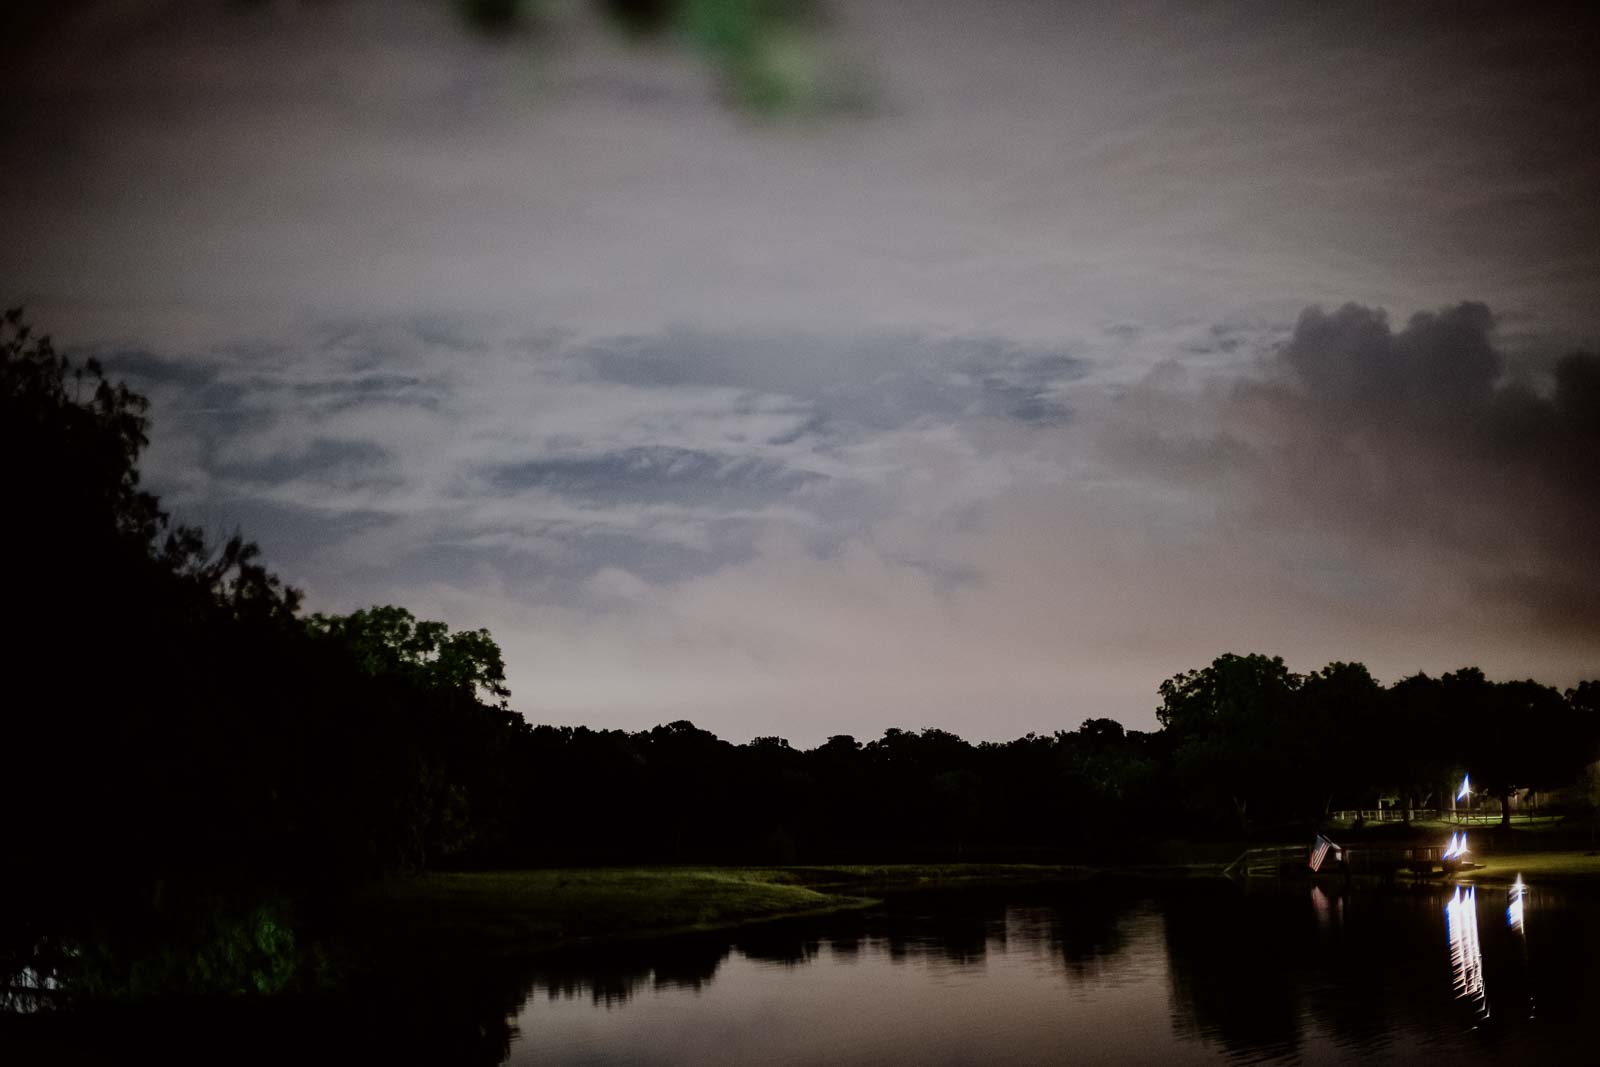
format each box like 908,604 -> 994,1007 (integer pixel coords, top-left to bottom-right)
1226,838 -> 1475,881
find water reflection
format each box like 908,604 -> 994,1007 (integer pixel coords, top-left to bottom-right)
1310,883 -> 1344,931
1505,876 -> 1536,1024
506,886 -> 1173,1065
12,881 -> 1594,1063
499,881 -> 1600,1064
1445,886 -> 1489,1020
518,885 -> 1147,1011
527,934 -> 729,1007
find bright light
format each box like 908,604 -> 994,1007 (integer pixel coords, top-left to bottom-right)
1445,885 -> 1488,1016
1508,875 -> 1526,932
1457,774 -> 1471,801
1443,832 -> 1464,859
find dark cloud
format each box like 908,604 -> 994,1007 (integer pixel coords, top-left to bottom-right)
1125,301 -> 1600,637
288,374 -> 445,410
1281,303 -> 1501,423
92,347 -> 223,389
1274,301 -> 1598,492
214,436 -> 396,487
487,446 -> 825,507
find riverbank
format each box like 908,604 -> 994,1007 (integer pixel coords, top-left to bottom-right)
1454,849 -> 1600,887
351,864 -> 1100,959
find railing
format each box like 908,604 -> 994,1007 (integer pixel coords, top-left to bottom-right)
1223,845 -> 1307,880
1328,808 -> 1441,822
1326,808 -> 1532,824
1224,840 -> 1472,881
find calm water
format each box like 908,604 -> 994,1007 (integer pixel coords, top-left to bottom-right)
8,878 -> 1598,1064
497,879 -> 1597,1065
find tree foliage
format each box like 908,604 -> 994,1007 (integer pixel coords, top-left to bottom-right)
1154,655 -> 1597,831
2,309 -> 522,999
306,605 -> 511,707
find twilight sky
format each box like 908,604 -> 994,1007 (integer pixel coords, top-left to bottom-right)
3,0 -> 1597,742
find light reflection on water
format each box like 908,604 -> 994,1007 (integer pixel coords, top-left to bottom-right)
499,881 -> 1600,1065
1445,885 -> 1488,1019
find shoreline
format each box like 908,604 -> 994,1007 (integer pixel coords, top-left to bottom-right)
1450,849 -> 1600,887
353,863 -> 1132,961
375,853 -> 1600,962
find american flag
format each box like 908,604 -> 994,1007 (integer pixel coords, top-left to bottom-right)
1309,834 -> 1334,872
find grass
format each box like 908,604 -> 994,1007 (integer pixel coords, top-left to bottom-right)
1395,816 -> 1567,832
1454,849 -> 1600,887
780,863 -> 1094,892
350,864 -> 1093,959
1325,815 -> 1571,836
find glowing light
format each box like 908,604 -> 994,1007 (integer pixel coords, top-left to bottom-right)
1445,885 -> 1488,1018
1457,774 -> 1471,801
1508,875 -> 1526,932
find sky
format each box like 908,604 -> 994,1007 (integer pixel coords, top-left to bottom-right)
3,0 -> 1597,743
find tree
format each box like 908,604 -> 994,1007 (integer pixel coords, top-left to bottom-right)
2,308 -> 335,994
1157,653 -> 1303,829
1156,653 -> 1301,741
1451,673 -> 1582,827
1,306 -> 161,554
3,309 -> 539,994
306,604 -> 511,707
1295,661 -> 1383,816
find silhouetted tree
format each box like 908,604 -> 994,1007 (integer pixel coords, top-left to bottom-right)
307,604 -> 511,706
1158,654 -> 1303,830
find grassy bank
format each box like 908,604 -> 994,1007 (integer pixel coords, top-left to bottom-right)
352,864 -> 1094,958
1455,850 -> 1600,887
357,855 -> 1492,967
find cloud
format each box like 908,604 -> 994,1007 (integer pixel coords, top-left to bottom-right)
1113,300 -> 1600,638
71,306 -> 1600,745
487,447 -> 825,507
10,0 -> 1597,354
88,321 -> 1090,604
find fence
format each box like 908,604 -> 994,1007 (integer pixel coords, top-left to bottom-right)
1328,807 -> 1545,825
1224,840 -> 1469,881
1222,845 -> 1307,879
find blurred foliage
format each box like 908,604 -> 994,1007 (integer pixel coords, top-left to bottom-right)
463,0 -> 861,115
8,1 -> 865,117
87,900 -> 310,999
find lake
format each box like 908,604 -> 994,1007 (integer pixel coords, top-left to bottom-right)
498,878 -> 1596,1065
7,876 -> 1597,1064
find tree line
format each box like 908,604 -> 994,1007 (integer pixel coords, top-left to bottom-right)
4,309 -> 1597,999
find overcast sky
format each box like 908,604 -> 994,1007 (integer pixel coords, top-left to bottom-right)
3,0 -> 1597,742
